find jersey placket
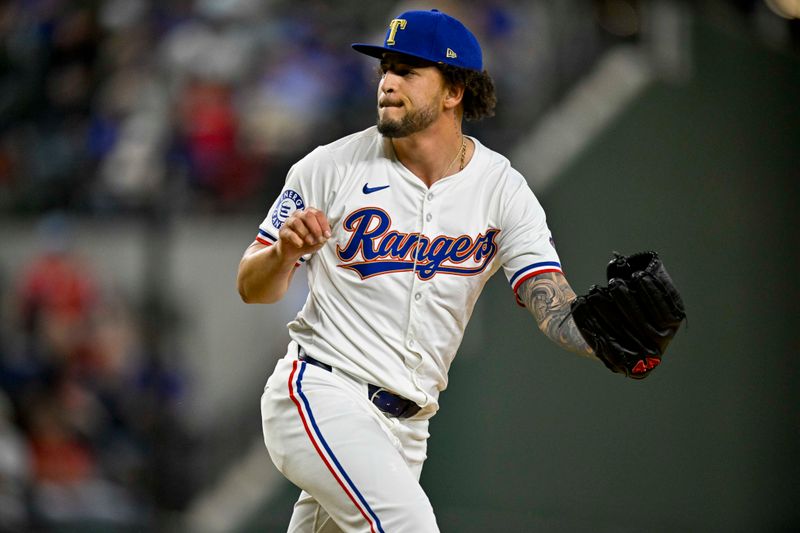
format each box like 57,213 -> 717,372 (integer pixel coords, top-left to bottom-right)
403,187 -> 435,397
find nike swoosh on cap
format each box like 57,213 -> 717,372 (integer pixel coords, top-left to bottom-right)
362,183 -> 390,194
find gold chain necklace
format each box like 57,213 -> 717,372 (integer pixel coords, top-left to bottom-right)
390,135 -> 467,180
441,135 -> 466,178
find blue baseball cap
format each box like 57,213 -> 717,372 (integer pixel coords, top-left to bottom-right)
352,9 -> 483,71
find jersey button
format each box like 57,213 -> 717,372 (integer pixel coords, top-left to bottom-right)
414,292 -> 422,301
426,192 -> 434,201
425,213 -> 432,222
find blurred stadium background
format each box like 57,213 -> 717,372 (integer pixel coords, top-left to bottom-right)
0,0 -> 797,531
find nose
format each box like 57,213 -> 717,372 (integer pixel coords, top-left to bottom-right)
380,70 -> 400,94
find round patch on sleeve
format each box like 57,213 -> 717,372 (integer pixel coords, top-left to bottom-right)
271,189 -> 305,229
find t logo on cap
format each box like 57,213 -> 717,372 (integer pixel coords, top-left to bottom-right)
386,19 -> 407,45
352,9 -> 483,72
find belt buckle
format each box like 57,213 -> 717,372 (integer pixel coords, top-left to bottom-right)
368,385 -> 399,417
368,385 -> 419,418
369,386 -> 388,403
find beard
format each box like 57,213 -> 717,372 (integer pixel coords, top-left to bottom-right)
376,100 -> 438,138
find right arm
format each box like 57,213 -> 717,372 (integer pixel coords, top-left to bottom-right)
237,208 -> 331,304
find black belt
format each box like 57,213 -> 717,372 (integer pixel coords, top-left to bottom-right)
297,351 -> 421,418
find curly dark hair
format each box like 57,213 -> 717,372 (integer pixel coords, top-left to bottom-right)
437,64 -> 497,121
374,55 -> 497,121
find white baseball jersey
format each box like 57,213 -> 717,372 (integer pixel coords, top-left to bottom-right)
257,126 -> 561,417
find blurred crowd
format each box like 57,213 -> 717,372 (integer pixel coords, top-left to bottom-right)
0,214 -> 193,530
0,0 -> 641,215
0,0 -> 795,214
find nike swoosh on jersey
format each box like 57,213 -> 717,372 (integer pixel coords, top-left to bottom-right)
362,183 -> 390,194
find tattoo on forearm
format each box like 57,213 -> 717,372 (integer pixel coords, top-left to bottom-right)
518,272 -> 594,357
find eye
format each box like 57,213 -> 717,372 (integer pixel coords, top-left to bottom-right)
378,63 -> 414,77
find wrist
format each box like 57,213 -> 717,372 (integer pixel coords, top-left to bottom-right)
272,240 -> 302,270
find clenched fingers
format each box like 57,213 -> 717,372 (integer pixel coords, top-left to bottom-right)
298,208 -> 332,244
278,207 -> 332,257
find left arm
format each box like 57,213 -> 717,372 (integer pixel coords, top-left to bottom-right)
517,271 -> 595,358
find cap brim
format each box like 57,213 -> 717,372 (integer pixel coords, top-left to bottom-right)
351,43 -> 439,65
351,43 -> 389,59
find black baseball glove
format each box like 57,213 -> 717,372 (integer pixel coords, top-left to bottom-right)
570,251 -> 686,379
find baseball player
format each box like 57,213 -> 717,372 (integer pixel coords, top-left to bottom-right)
237,8 -> 684,533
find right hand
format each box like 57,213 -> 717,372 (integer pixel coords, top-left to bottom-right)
275,207 -> 332,264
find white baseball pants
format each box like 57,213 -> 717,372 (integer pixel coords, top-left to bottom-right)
261,351 -> 439,533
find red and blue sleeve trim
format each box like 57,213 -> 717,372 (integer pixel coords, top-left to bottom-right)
255,229 -> 304,267
510,261 -> 563,307
256,228 -> 277,246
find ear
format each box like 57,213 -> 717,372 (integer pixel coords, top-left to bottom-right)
442,81 -> 465,111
